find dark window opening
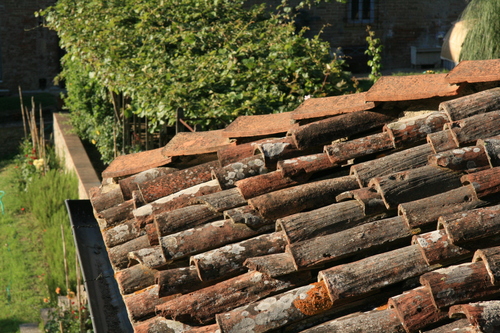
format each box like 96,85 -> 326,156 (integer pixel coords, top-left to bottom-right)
348,0 -> 374,24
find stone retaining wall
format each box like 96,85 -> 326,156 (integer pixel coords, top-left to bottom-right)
53,112 -> 100,199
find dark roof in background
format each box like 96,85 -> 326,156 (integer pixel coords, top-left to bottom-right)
89,59 -> 500,333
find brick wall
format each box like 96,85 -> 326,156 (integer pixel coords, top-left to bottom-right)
0,0 -> 60,93
246,0 -> 469,71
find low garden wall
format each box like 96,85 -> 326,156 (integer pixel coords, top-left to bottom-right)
53,112 -> 101,199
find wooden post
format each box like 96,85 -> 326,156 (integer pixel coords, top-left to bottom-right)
61,224 -> 70,302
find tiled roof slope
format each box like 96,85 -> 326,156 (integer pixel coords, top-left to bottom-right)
89,59 -> 500,333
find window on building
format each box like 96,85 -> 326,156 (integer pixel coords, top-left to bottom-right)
348,0 -> 375,24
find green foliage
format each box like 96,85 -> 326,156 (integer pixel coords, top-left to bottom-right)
0,160 -> 51,331
365,26 -> 383,82
44,304 -> 93,333
14,139 -> 59,191
40,0 -> 355,163
22,169 -> 79,295
459,0 -> 500,61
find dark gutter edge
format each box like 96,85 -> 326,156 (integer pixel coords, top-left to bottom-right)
65,199 -> 133,333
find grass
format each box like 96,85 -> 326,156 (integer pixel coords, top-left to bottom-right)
0,159 -> 47,332
0,156 -> 79,332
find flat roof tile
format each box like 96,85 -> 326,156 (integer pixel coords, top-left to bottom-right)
446,59 -> 500,84
365,74 -> 461,102
102,147 -> 172,179
161,130 -> 235,157
221,112 -> 297,138
290,92 -> 376,121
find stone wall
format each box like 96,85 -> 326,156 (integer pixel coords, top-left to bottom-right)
53,112 -> 101,199
245,0 -> 469,71
0,0 -> 60,93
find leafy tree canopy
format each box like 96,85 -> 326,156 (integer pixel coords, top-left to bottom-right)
40,0 -> 354,162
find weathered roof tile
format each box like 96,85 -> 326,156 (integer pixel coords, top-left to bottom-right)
365,73 -> 461,101
221,112 -> 297,138
102,147 -> 173,179
161,130 -> 235,157
446,59 -> 500,84
290,92 -> 376,121
81,59 -> 500,332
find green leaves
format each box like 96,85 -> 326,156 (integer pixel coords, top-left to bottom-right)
42,0 -> 354,161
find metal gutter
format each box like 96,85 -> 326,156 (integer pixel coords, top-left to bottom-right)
65,199 -> 133,333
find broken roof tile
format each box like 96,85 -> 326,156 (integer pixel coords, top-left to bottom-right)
365,74 -> 461,102
290,92 -> 376,121
446,59 -> 500,84
221,112 -> 297,138
369,165 -> 463,210
102,147 -> 173,179
161,130 -> 235,157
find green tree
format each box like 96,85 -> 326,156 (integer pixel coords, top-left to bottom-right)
459,0 -> 500,61
40,0 -> 354,163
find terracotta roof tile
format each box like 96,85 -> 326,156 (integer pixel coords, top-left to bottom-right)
81,60 -> 500,332
221,112 -> 297,138
290,92 -> 376,121
161,130 -> 235,157
446,59 -> 500,84
102,147 -> 173,179
365,73 -> 461,101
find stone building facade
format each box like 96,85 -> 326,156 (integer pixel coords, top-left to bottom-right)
248,0 -> 469,72
0,0 -> 60,93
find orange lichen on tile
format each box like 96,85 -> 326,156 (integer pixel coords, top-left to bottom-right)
365,73 -> 461,102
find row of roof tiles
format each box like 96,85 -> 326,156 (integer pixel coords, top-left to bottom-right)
89,59 -> 500,332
